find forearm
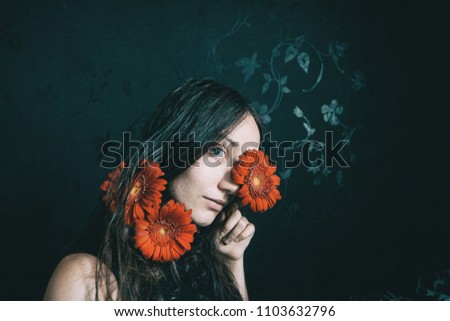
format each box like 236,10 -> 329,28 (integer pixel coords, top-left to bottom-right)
227,258 -> 248,301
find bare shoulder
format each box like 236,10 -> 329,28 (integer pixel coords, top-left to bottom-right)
44,253 -> 117,301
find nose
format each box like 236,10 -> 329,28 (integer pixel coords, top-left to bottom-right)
218,166 -> 240,197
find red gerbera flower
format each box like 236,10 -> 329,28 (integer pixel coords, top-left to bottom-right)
100,162 -> 125,213
134,200 -> 197,262
231,149 -> 282,212
124,161 -> 167,226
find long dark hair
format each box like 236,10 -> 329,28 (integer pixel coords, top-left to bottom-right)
96,79 -> 261,300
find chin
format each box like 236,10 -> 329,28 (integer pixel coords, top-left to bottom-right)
191,211 -> 217,227
193,219 -> 214,227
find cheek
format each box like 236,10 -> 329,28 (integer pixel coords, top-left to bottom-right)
168,168 -> 205,207
168,176 -> 190,205
188,161 -> 221,192
168,161 -> 225,224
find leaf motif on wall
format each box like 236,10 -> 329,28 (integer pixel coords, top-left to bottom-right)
294,35 -> 304,48
261,114 -> 271,124
244,67 -> 254,82
293,106 -> 304,118
351,70 -> 366,91
272,48 -> 281,57
279,168 -> 292,180
282,86 -> 290,93
303,122 -> 315,136
236,52 -> 261,82
285,44 -> 298,63
263,73 -> 272,82
297,52 -> 310,73
259,104 -> 268,114
235,57 -> 250,67
322,167 -> 332,177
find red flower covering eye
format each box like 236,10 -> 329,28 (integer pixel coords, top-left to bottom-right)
231,149 -> 282,212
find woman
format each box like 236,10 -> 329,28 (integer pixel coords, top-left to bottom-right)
44,79 -> 263,300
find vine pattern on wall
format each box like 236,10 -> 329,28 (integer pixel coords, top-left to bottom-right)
207,14 -> 365,201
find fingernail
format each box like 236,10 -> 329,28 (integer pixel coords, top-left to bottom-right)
222,238 -> 229,245
234,238 -> 241,243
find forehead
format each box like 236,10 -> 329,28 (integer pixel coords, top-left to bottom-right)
225,114 -> 260,151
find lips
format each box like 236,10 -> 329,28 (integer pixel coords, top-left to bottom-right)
204,196 -> 226,210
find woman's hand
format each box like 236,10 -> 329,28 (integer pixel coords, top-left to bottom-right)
215,202 -> 255,263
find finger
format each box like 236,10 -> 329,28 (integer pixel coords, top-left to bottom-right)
232,201 -> 239,211
219,209 -> 243,239
218,211 -> 226,224
218,202 -> 238,224
225,202 -> 239,219
222,216 -> 249,245
234,223 -> 255,242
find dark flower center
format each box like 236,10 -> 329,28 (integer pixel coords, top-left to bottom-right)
247,167 -> 273,197
147,219 -> 180,245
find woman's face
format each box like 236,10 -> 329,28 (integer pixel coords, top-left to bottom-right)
169,114 -> 260,227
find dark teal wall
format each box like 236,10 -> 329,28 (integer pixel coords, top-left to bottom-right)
1,0 -> 448,300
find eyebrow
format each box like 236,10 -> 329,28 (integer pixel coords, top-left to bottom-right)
224,137 -> 239,147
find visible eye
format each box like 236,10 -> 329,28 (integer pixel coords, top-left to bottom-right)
208,145 -> 226,158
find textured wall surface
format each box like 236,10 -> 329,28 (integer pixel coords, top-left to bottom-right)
1,0 -> 448,300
